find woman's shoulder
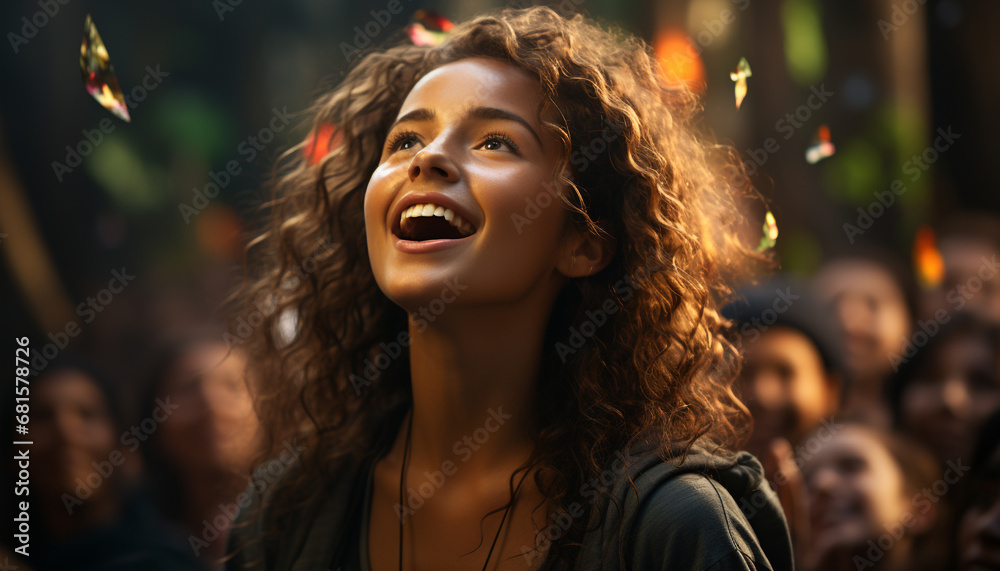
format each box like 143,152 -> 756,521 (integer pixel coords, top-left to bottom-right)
592,446 -> 794,571
631,469 -> 779,569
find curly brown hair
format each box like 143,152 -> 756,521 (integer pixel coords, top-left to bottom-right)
231,5 -> 764,568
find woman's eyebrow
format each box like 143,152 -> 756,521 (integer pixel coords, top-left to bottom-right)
389,108 -> 436,132
389,106 -> 543,147
466,106 -> 542,146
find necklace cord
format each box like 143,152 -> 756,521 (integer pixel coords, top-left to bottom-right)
398,409 -> 529,571
398,411 -> 413,571
481,468 -> 529,569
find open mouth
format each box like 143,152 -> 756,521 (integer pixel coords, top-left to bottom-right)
811,497 -> 864,532
394,203 -> 477,241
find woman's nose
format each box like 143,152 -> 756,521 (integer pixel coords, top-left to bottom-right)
808,464 -> 840,495
836,293 -> 875,335
942,376 -> 971,417
407,141 -> 459,183
54,408 -> 84,445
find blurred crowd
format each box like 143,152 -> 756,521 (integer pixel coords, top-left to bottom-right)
5,211 -> 1000,571
3,331 -> 259,570
724,211 -> 1000,571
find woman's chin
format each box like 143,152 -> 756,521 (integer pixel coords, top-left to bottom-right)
376,266 -> 471,303
383,285 -> 464,318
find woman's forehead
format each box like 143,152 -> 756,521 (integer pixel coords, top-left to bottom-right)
400,57 -> 544,116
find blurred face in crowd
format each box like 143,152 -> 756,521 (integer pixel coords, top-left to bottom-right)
32,369 -> 119,501
901,332 -> 1000,465
928,236 -> 1000,322
157,344 -> 258,476
803,426 -> 918,558
739,326 -> 839,455
958,447 -> 1000,570
813,259 -> 911,385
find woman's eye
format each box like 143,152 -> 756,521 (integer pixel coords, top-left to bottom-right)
386,131 -> 420,153
970,371 -> 998,393
480,133 -> 519,154
836,456 -> 866,475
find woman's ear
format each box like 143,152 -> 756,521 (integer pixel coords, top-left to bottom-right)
555,225 -> 616,279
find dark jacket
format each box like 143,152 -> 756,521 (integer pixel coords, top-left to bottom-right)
226,406 -> 793,571
568,445 -> 794,570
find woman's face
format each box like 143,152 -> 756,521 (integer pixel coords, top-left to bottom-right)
157,344 -> 258,475
364,57 -> 573,313
803,426 -> 911,555
32,369 -> 118,499
739,326 -> 838,455
902,332 -> 1000,465
932,237 -> 1000,321
813,259 -> 911,384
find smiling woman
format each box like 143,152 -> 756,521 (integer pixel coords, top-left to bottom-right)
226,6 -> 790,571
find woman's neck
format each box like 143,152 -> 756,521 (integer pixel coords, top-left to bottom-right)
405,298 -> 552,473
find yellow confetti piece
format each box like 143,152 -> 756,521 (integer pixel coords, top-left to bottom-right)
730,57 -> 752,109
756,210 -> 778,252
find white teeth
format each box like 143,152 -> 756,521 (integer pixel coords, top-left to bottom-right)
398,202 -> 476,237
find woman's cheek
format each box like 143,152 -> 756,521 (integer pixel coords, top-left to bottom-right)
363,168 -> 390,224
488,174 -> 563,238
93,424 -> 117,457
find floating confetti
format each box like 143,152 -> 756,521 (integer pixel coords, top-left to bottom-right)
406,23 -> 446,47
913,225 -> 944,288
414,9 -> 453,32
406,10 -> 453,47
756,211 -> 778,252
80,14 -> 129,122
805,125 -> 836,164
304,122 -> 342,165
730,57 -> 752,109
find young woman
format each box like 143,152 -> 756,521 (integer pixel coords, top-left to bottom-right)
800,422 -> 943,571
888,311 -> 1000,468
143,335 -> 260,568
226,7 -> 791,570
